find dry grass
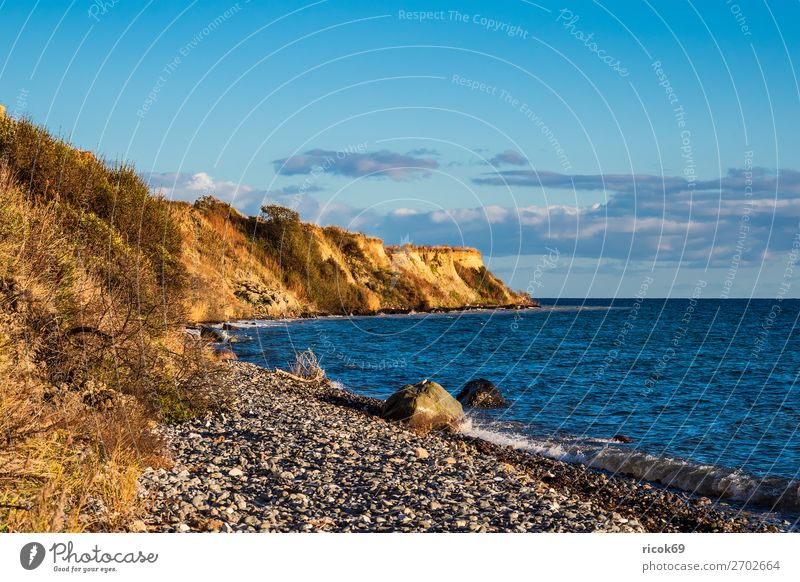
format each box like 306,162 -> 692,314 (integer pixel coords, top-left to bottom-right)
0,311 -> 159,532
290,348 -> 325,381
0,117 -> 225,532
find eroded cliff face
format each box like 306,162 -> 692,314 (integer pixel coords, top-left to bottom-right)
171,200 -> 303,322
175,197 -> 532,322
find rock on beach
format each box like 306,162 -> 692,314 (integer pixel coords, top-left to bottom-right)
381,380 -> 465,432
456,378 -> 507,408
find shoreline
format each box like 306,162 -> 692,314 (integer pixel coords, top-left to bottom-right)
191,301 -> 541,326
138,362 -> 788,533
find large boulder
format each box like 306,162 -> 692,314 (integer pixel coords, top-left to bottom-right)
381,380 -> 465,432
456,378 -> 507,408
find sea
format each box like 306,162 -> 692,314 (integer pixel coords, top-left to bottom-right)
224,298 -> 800,519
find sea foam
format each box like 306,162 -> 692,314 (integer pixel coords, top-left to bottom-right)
460,417 -> 800,513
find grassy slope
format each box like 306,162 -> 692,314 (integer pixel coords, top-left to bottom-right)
0,116 -> 223,531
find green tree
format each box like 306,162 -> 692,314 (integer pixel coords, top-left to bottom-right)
260,204 -> 299,224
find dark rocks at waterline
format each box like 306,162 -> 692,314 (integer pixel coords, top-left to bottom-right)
456,379 -> 507,408
198,325 -> 236,344
381,380 -> 465,432
199,325 -> 226,342
612,435 -> 634,444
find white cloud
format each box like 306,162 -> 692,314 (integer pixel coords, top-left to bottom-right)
146,168 -> 800,268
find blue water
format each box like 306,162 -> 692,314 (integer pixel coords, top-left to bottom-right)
226,299 -> 800,511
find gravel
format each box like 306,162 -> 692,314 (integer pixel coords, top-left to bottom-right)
138,362 -> 785,533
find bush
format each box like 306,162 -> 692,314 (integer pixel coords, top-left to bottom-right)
0,117 -> 224,531
455,264 -> 510,304
290,348 -> 324,380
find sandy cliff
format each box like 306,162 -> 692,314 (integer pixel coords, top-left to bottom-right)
175,198 -> 532,322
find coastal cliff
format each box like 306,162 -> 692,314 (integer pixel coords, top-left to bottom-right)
0,112 -> 530,531
174,198 -> 532,322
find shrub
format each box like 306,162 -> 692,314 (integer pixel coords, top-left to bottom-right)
290,348 -> 324,380
0,117 -> 223,532
455,264 -> 510,304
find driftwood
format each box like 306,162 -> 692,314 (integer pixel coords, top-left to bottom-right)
64,326 -> 112,341
272,368 -> 325,384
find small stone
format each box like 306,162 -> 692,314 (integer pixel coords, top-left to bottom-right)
444,457 -> 456,465
415,447 -> 430,459
228,468 -> 244,477
197,518 -> 224,532
177,523 -> 190,532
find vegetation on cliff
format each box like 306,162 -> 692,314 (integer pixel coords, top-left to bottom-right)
0,116 -> 225,531
0,114 -> 529,531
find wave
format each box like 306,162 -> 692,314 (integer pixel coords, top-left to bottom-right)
537,305 -> 631,312
460,417 -> 800,513
228,319 -> 291,329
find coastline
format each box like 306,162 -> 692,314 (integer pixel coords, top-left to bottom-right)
192,301 -> 541,326
137,362 -> 786,533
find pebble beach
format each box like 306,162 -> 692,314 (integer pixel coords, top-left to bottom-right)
138,362 -> 786,533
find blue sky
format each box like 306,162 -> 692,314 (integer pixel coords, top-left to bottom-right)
2,0 -> 799,297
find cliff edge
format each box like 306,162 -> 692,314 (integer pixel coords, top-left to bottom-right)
175,199 -> 533,321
